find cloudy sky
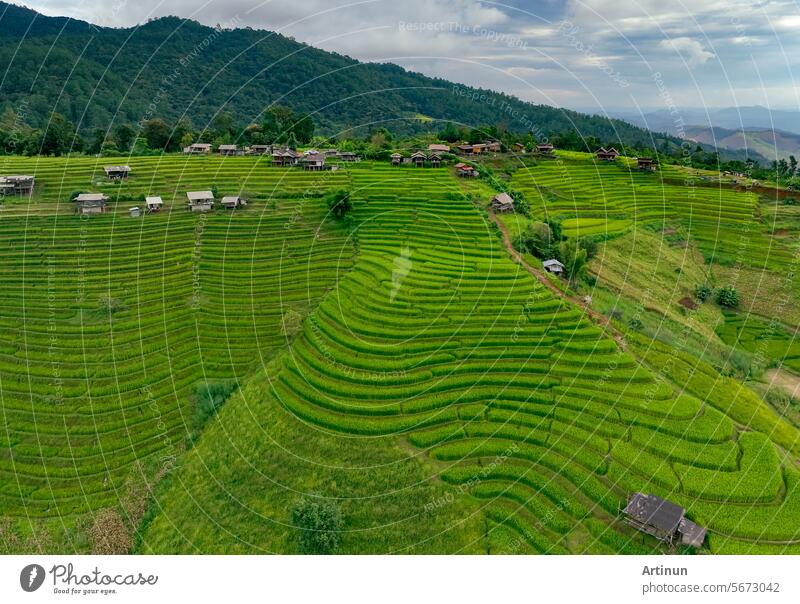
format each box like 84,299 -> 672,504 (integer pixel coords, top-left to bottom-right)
19,0 -> 800,114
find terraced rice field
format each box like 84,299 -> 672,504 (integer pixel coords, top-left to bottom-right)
511,152 -> 795,271
0,155 -> 353,548
141,162 -> 800,554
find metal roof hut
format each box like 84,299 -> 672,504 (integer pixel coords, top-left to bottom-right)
220,195 -> 246,209
338,151 -> 360,162
187,190 -> 214,212
248,144 -> 272,155
104,165 -> 131,180
637,157 -> 655,171
623,493 -> 705,547
145,196 -> 163,213
218,144 -> 243,156
455,163 -> 478,178
490,192 -> 515,213
0,175 -> 35,195
129,207 -> 141,218
542,259 -> 566,275
74,193 -> 109,215
183,143 -> 212,154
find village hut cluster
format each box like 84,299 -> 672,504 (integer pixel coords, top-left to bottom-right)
183,142 -> 273,156
622,492 -> 706,549
0,174 -> 35,196
271,148 -> 359,170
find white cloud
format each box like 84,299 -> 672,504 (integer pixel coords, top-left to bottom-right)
658,37 -> 715,67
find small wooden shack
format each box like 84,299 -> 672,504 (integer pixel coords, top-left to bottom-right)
490,192 -> 515,213
596,147 -> 620,161
104,165 -> 131,180
271,149 -> 299,166
183,143 -> 212,154
455,163 -> 478,178
220,195 -> 246,209
485,141 -> 501,153
301,155 -> 326,171
536,143 -> 555,156
429,153 -> 442,167
428,143 -> 450,153
0,175 -> 35,195
187,191 -> 214,212
637,157 -> 655,171
218,144 -> 243,156
74,193 -> 109,215
543,259 -> 565,275
248,144 -> 272,155
411,151 -> 427,167
390,153 -> 402,165
623,492 -> 706,548
338,151 -> 360,162
512,142 -> 526,153
145,196 -> 163,213
129,207 -> 141,218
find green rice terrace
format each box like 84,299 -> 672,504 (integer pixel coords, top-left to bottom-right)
1,153 -> 800,554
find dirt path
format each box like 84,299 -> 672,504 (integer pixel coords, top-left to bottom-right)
487,209 -> 628,351
765,368 -> 800,399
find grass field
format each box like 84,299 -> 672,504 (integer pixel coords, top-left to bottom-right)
2,156 -> 800,554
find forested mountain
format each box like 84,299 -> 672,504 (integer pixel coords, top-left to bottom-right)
0,1 -> 688,149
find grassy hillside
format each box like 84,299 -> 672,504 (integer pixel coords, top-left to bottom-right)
0,155 -> 354,551
2,154 -> 799,554
141,162 -> 800,554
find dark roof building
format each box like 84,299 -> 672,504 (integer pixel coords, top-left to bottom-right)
104,165 -> 131,180
596,147 -> 620,161
623,493 -> 706,547
0,175 -> 35,195
637,157 -> 656,171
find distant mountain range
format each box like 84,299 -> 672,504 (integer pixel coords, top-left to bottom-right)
610,106 -> 800,137
0,1 -> 736,156
680,126 -> 800,162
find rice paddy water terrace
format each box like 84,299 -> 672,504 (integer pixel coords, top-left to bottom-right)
139,162 -> 800,554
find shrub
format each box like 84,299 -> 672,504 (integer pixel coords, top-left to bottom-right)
325,189 -> 352,219
715,285 -> 739,308
290,498 -> 343,554
694,283 -> 713,302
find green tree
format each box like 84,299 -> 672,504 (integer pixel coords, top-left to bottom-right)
114,123 -> 136,152
38,112 -> 79,156
290,498 -> 342,554
326,189 -> 352,219
141,118 -> 171,151
716,286 -> 739,308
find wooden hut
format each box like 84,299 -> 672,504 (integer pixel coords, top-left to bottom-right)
183,143 -> 212,154
220,196 -> 246,209
218,144 -> 243,156
104,166 -> 131,180
428,143 -> 450,153
186,191 -> 214,212
455,163 -> 478,178
390,153 -> 402,165
338,151 -> 359,162
429,153 -> 442,167
542,259 -> 565,275
74,193 -> 109,215
536,143 -> 555,156
623,493 -> 706,547
637,157 -> 655,171
129,207 -> 141,218
145,196 -> 163,213
485,141 -> 501,153
248,144 -> 271,155
411,151 -> 427,167
596,147 -> 620,161
0,175 -> 35,195
301,155 -> 326,171
490,192 -> 515,213
271,149 -> 299,166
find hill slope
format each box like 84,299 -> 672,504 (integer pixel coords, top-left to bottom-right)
0,2 -> 692,146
